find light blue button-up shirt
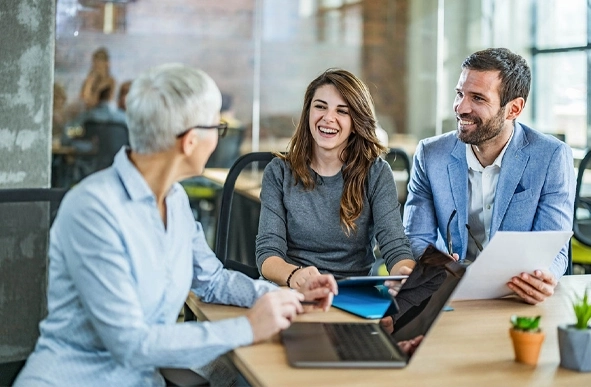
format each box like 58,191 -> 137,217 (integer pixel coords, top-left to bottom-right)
15,149 -> 277,387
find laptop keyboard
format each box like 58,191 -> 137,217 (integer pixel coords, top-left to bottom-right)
323,323 -> 396,361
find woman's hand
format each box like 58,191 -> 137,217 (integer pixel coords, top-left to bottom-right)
385,259 -> 416,297
246,290 -> 304,343
289,266 -> 321,290
298,274 -> 338,312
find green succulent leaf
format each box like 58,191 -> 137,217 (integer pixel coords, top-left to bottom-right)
572,286 -> 591,330
510,315 -> 541,332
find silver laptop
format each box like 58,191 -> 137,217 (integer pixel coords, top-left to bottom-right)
280,245 -> 466,368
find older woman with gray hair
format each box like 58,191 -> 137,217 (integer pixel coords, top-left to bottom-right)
15,64 -> 336,387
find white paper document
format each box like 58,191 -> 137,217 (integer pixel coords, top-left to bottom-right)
451,231 -> 572,301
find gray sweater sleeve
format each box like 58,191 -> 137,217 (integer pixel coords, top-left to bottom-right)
368,159 -> 414,272
256,159 -> 289,270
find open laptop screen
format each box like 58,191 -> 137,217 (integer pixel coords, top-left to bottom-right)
392,244 -> 466,341
281,245 -> 466,368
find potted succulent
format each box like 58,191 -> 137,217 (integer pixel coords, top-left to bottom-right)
558,285 -> 591,372
509,315 -> 545,365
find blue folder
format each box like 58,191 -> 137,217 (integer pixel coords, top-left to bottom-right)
332,283 -> 399,319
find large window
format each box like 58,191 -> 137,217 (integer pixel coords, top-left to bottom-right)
532,0 -> 589,149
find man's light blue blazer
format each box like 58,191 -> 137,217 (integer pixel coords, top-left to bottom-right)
403,122 -> 575,278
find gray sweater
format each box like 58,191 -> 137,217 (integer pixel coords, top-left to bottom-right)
255,157 -> 413,278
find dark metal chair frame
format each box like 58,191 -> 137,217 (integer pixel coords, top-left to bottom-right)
0,187 -> 68,225
571,150 -> 591,274
0,187 -> 68,386
385,147 -> 411,189
214,152 -> 276,279
184,152 -> 275,322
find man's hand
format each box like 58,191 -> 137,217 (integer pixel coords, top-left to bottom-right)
290,266 -> 321,290
298,274 -> 338,312
246,290 -> 303,343
507,269 -> 557,305
379,316 -> 394,334
397,335 -> 424,356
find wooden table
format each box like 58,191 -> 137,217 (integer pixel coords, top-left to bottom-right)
239,135 -> 419,160
201,167 -> 408,204
201,168 -> 263,199
51,144 -> 76,155
186,275 -> 591,387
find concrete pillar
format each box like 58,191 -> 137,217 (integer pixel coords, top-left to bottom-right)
0,0 -> 54,189
0,0 -> 55,371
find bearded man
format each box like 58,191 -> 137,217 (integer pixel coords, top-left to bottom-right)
403,48 -> 575,305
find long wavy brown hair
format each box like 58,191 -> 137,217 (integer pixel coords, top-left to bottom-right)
277,68 -> 387,235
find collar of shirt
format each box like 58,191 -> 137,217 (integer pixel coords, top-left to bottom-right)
112,147 -> 181,202
465,127 -> 515,172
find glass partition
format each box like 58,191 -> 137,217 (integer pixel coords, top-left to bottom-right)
53,0 -> 591,158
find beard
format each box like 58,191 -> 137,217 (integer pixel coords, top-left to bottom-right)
456,107 -> 506,145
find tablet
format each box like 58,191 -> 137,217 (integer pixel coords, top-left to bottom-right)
336,275 -> 408,287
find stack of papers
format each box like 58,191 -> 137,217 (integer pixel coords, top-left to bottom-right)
451,231 -> 572,300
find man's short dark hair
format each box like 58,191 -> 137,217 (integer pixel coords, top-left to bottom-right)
461,48 -> 531,107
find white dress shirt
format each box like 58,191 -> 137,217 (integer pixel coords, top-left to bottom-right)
465,129 -> 514,261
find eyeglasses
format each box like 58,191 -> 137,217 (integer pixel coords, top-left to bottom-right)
447,209 -> 483,263
465,224 -> 484,252
176,121 -> 228,139
446,209 -> 457,256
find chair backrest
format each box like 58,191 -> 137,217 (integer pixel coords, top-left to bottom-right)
83,120 -> 129,171
0,187 -> 68,385
215,152 -> 275,278
0,187 -> 68,226
566,240 -> 573,276
384,147 -> 411,205
574,150 -> 591,247
571,150 -> 591,274
205,127 -> 245,168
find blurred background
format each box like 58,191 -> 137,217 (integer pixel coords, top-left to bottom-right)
53,0 -> 590,155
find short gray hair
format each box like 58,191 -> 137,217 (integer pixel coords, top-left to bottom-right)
125,63 -> 222,154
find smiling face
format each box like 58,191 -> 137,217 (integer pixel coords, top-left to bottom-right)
453,69 -> 510,146
308,84 -> 353,157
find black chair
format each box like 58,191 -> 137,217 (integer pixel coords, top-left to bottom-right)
0,187 -> 68,386
184,152 -> 274,322
384,146 -> 412,223
85,120 -> 129,169
0,187 -> 68,225
572,150 -> 591,273
384,147 -> 411,205
215,152 -> 276,279
72,120 -> 129,182
205,127 -> 245,169
182,127 -> 246,247
566,241 -> 573,276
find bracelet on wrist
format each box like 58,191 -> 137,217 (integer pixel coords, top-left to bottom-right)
286,266 -> 303,288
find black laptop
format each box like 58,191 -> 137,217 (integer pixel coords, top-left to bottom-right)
280,245 -> 466,368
